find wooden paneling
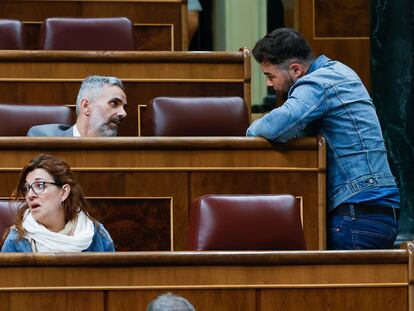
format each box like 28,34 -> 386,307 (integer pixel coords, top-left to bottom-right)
2,292 -> 103,311
89,198 -> 172,251
0,136 -> 326,250
136,25 -> 173,51
0,50 -> 251,136
298,0 -> 370,88
109,290 -> 256,311
261,287 -> 407,310
314,1 -> 369,37
0,0 -> 187,50
0,249 -> 410,311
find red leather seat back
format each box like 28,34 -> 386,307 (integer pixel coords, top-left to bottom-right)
188,194 -> 306,251
0,104 -> 75,136
0,19 -> 25,49
39,17 -> 136,50
0,200 -> 18,247
144,97 -> 249,136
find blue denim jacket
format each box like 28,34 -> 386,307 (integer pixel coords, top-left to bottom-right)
247,55 -> 397,211
1,222 -> 115,252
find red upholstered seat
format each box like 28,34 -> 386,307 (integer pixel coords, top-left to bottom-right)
0,201 -> 18,247
0,19 -> 25,49
0,104 -> 75,136
142,97 -> 249,136
39,17 -> 136,50
143,96 -> 250,136
188,194 -> 306,251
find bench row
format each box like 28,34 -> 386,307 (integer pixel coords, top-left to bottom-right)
0,49 -> 251,136
0,0 -> 187,50
0,97 -> 249,136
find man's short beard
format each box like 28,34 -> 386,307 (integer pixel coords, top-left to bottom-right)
281,77 -> 295,100
274,77 -> 294,101
97,123 -> 118,137
90,113 -> 120,137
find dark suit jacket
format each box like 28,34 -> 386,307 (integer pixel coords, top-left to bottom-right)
27,124 -> 74,137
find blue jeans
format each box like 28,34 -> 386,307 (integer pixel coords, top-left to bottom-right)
327,205 -> 400,250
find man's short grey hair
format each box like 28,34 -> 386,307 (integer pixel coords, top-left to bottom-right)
76,75 -> 124,115
147,293 -> 196,311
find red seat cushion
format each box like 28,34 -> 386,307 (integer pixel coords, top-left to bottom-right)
0,104 -> 74,136
144,97 -> 249,136
39,17 -> 136,50
0,19 -> 25,49
188,194 -> 306,250
0,201 -> 18,247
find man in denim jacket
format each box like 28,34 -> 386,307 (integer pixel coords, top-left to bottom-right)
247,28 -> 400,249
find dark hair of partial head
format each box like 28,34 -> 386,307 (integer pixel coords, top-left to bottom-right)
147,293 -> 196,311
252,28 -> 313,66
10,154 -> 94,240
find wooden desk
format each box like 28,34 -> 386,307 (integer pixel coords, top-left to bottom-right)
0,247 -> 411,311
0,136 -> 326,250
0,50 -> 251,136
0,0 -> 187,51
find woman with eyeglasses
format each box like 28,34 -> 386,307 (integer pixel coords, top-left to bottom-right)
1,154 -> 114,252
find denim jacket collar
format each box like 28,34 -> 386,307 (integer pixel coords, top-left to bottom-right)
307,55 -> 330,75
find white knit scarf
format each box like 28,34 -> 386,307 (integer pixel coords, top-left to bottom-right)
23,209 -> 94,252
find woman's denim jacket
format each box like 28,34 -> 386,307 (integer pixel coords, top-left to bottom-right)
1,223 -> 115,252
247,55 -> 397,211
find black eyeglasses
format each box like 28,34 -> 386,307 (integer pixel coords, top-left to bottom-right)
23,181 -> 59,196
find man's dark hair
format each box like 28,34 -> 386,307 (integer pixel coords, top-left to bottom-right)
252,28 -> 313,66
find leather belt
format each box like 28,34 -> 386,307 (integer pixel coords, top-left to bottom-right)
331,204 -> 400,220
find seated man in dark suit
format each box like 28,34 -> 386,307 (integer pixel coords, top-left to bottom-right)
27,75 -> 127,137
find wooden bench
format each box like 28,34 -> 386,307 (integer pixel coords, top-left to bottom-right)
0,136 -> 326,250
0,247 -> 410,310
0,0 -> 187,51
0,49 -> 251,136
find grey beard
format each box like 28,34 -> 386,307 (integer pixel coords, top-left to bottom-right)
97,123 -> 118,136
